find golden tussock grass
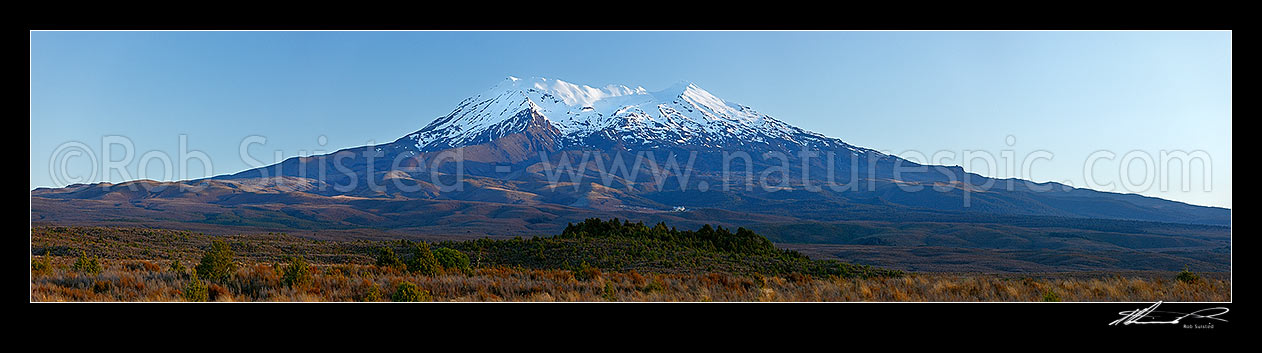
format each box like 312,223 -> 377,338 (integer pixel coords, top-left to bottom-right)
30,256 -> 1229,302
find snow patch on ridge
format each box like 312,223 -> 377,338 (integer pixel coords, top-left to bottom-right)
400,76 -> 867,153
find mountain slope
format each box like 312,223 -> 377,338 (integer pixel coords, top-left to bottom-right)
32,76 -> 1231,230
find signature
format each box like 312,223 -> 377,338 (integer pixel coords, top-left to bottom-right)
1109,301 -> 1229,326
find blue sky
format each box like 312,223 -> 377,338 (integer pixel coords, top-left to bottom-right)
30,31 -> 1231,208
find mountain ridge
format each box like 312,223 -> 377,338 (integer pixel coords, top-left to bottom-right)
396,76 -> 869,155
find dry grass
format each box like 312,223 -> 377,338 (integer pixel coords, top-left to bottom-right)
30,256 -> 1230,302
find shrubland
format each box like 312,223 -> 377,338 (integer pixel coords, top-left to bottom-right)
29,221 -> 1228,302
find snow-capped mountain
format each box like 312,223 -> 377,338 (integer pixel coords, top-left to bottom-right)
395,76 -> 868,153
31,75 -> 1232,235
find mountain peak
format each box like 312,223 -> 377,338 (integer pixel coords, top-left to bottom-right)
657,79 -> 697,92
482,76 -> 644,108
400,77 -> 858,153
655,80 -> 726,108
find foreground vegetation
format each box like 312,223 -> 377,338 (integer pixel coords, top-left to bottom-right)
30,222 -> 1229,302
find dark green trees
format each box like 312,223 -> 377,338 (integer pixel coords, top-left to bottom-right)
406,242 -> 441,276
375,248 -> 406,270
1177,266 -> 1201,284
282,256 -> 313,288
31,250 -> 52,274
378,242 -> 470,275
72,251 -> 102,275
170,260 -> 187,276
558,218 -> 782,257
434,247 -> 471,274
196,240 -> 236,282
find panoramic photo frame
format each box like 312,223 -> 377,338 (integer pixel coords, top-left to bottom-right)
28,26 -> 1232,334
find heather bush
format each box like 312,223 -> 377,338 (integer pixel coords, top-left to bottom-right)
358,281 -> 382,302
207,283 -> 230,301
92,280 -> 113,294
642,279 -> 665,293
391,282 -> 431,302
602,281 -> 617,301
1041,291 -> 1061,302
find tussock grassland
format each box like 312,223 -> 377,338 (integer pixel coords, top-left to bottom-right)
30,224 -> 1229,302
30,255 -> 1229,302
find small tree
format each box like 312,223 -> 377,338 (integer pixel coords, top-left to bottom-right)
602,281 -> 618,301
183,273 -> 209,302
434,247 -> 471,274
1177,266 -> 1201,284
72,251 -> 102,275
196,240 -> 236,282
31,250 -> 52,274
281,256 -> 313,288
170,260 -> 187,276
391,282 -> 432,302
574,261 -> 600,281
406,243 -> 441,276
375,248 -> 406,270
